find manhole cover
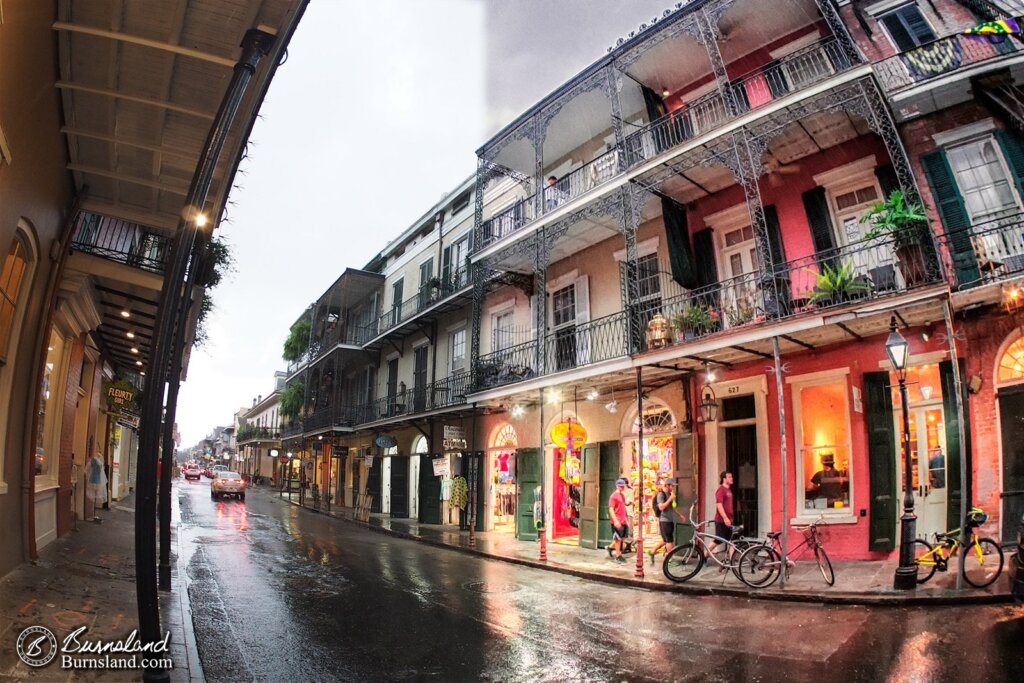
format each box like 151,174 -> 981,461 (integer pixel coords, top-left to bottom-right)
462,581 -> 522,594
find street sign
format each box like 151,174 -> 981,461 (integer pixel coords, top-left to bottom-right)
374,434 -> 397,449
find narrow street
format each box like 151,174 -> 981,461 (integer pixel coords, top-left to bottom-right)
178,480 -> 1024,682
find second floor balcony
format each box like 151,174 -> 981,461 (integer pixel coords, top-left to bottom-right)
70,212 -> 171,275
366,265 -> 470,344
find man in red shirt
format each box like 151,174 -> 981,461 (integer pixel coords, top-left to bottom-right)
608,478 -> 629,563
707,471 -> 735,560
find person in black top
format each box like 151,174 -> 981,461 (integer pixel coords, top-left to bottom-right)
648,479 -> 684,565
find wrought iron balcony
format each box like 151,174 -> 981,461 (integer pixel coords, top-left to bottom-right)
637,229 -> 944,352
623,37 -> 854,168
280,421 -> 303,439
475,312 -> 629,391
874,32 -> 1020,94
236,426 -> 280,443
70,212 -> 171,274
937,212 -> 1024,289
347,373 -> 473,425
370,266 -> 470,339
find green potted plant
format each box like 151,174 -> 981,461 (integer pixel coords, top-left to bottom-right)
860,189 -> 930,286
808,260 -> 870,306
672,303 -> 715,341
724,301 -> 757,327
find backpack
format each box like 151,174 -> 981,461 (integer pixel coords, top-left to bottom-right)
651,492 -> 663,518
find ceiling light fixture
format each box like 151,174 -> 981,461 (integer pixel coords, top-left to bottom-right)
587,389 -> 599,401
661,87 -> 671,98
195,213 -> 208,227
130,347 -> 139,354
135,360 -> 143,366
120,310 -> 131,318
126,331 -> 135,339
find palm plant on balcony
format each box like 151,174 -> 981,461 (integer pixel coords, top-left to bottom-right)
860,189 -> 930,286
808,260 -> 870,306
672,303 -> 718,341
279,381 -> 305,421
282,318 -> 311,362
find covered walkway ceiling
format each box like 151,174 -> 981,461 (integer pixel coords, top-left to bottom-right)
55,0 -> 306,235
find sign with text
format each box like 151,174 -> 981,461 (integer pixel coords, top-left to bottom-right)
443,425 -> 465,440
374,434 -> 397,449
442,438 -> 467,451
105,383 -> 136,408
432,455 -> 450,477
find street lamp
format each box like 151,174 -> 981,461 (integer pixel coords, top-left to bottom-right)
886,316 -> 918,590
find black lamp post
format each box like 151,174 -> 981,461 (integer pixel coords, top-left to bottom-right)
886,316 -> 918,590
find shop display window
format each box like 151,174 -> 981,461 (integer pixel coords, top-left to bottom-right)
491,425 -> 517,531
796,377 -> 852,512
626,435 -> 675,538
553,447 -> 581,540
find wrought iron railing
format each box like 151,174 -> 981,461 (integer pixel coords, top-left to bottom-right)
370,266 -> 470,338
541,148 -> 621,212
347,373 -> 473,424
874,32 -> 1020,94
543,311 -> 629,373
934,212 -> 1024,289
623,37 -> 854,168
480,194 -> 537,248
70,212 -> 171,274
236,426 -> 280,443
280,421 -> 303,439
314,321 -> 376,353
476,338 -> 540,390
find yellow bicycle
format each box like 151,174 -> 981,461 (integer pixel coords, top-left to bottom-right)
913,507 -> 1004,588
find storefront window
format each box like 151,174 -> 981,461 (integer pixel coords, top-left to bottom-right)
625,435 -> 675,538
553,447 -> 581,540
796,377 -> 852,513
490,424 -> 517,533
35,331 -> 65,482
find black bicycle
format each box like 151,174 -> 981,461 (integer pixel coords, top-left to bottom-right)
737,515 -> 834,588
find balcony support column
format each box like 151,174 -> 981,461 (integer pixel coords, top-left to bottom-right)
534,231 -> 549,376
533,114 -> 545,219
605,66 -> 627,174
620,184 -> 647,355
686,5 -> 740,117
714,130 -> 777,316
813,0 -> 863,65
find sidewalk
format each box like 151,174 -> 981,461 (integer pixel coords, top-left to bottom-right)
0,494 -> 202,682
269,488 -> 1013,606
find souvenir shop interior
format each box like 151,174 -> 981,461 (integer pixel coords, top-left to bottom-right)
624,431 -> 676,538
552,445 -> 582,543
490,425 -> 518,533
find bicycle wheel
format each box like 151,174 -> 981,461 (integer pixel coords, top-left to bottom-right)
814,545 -> 835,586
663,542 -> 704,583
962,537 -> 1004,588
912,540 -> 936,584
737,544 -> 780,588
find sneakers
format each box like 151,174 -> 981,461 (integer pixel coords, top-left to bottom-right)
615,555 -> 627,564
648,550 -> 656,566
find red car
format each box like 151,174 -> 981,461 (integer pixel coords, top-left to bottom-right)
184,465 -> 201,480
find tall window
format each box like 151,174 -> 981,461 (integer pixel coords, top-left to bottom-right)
1,235 -> 30,362
947,137 -> 1021,224
794,375 -> 853,515
551,285 -> 576,329
878,3 -> 935,52
450,328 -> 466,374
492,309 -> 515,352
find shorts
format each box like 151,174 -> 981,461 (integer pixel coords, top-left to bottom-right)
612,524 -> 629,541
715,521 -> 733,540
659,521 -> 674,543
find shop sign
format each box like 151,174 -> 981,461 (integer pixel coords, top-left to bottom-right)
270,449 -> 280,457
105,381 -> 136,409
443,425 -> 465,440
551,420 -> 587,449
374,434 -> 397,449
432,455 -> 450,477
115,412 -> 140,429
442,438 -> 467,450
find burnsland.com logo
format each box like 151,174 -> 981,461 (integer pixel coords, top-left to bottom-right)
16,626 -> 173,671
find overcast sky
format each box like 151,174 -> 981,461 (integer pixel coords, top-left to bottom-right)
176,0 -> 672,445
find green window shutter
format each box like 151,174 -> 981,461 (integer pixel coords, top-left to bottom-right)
763,204 -> 787,270
864,371 -> 897,552
763,204 -> 791,317
516,448 -> 541,541
663,197 -> 697,289
692,228 -> 720,310
418,454 -> 442,524
598,441 -> 620,549
801,187 -> 837,265
920,149 -> 979,286
994,128 -> 1024,203
940,359 -> 972,531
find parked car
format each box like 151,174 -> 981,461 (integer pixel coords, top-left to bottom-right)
183,465 -> 201,480
1011,513 -> 1024,603
211,471 -> 246,500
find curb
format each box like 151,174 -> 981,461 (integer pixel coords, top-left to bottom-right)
269,492 -> 1012,607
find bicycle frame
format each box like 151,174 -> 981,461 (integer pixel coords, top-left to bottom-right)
916,530 -> 983,569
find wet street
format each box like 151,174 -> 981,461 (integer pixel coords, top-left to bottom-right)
176,479 -> 1024,682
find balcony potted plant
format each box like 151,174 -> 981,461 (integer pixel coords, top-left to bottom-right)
808,260 -> 870,307
672,303 -> 714,342
860,189 -> 930,286
725,301 -> 757,327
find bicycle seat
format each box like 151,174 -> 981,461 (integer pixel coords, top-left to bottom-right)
767,531 -> 782,539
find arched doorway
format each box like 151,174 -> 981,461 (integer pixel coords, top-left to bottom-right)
545,411 -> 586,545
410,436 -> 428,520
488,424 -> 518,534
621,400 -> 679,543
996,331 -> 1024,540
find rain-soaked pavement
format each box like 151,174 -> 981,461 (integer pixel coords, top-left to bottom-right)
177,479 -> 1024,682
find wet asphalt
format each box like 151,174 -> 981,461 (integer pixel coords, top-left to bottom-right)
176,479 -> 1024,682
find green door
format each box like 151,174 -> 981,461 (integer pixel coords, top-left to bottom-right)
864,372 -> 897,552
598,441 -> 620,549
578,444 -> 601,549
940,359 -> 972,531
517,448 -> 541,541
419,454 -> 442,524
674,434 -> 696,546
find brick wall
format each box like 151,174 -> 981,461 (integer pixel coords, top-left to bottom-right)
839,0 -> 977,62
57,334 -> 85,536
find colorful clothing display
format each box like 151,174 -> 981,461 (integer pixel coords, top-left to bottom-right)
627,436 -> 675,539
553,447 -> 582,539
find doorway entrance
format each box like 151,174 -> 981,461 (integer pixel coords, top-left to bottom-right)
725,424 -> 758,536
999,386 -> 1024,541
489,424 -> 518,533
390,456 -> 409,518
897,404 -> 948,540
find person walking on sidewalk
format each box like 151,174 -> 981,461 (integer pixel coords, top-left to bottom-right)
648,478 -> 684,565
608,478 -> 629,563
706,471 -> 734,560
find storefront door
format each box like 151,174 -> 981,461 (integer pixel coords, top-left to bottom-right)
516,448 -> 541,541
409,456 -> 420,520
367,457 -> 382,513
725,425 -> 758,536
552,447 -> 581,543
578,444 -> 601,549
999,387 -> 1024,541
900,405 -> 947,540
419,454 -> 441,524
391,457 -> 409,518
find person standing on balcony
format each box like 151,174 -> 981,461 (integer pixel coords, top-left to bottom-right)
545,175 -> 567,210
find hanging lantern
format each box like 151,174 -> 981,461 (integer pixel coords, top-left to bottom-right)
551,419 -> 588,449
699,384 -> 719,422
646,312 -> 672,349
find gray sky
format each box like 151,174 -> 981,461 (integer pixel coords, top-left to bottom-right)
177,0 -> 673,445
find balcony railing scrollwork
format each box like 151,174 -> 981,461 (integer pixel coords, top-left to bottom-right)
372,266 -> 470,338
874,32 -> 1020,94
70,212 -> 171,274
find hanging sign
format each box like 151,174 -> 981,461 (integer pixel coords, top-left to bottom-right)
365,454 -> 375,469
443,438 -> 467,451
374,434 -> 397,449
432,455 -> 450,477
105,381 -> 136,409
551,420 -> 587,450
443,425 -> 465,440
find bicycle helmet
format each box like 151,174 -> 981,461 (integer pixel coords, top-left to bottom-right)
965,507 -> 988,526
